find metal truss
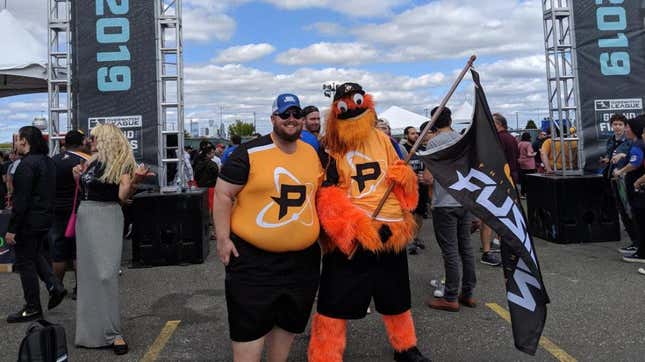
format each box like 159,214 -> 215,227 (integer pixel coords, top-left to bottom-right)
156,0 -> 185,187
47,0 -> 73,154
542,0 -> 583,175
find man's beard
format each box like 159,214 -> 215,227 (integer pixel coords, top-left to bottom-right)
274,124 -> 302,142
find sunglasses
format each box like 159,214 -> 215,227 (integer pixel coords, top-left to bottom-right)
275,109 -> 303,120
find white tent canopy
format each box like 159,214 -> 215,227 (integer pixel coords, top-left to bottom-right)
378,105 -> 428,134
0,9 -> 48,98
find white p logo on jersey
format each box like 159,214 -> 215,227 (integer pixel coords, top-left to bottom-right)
345,151 -> 386,199
256,167 -> 315,228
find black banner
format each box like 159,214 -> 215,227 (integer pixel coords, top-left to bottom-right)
572,2 -> 645,170
420,70 -> 549,355
73,0 -> 158,166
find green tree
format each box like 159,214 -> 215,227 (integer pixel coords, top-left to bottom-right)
227,120 -> 255,137
525,120 -> 537,129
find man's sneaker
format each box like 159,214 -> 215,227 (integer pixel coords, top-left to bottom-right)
622,252 -> 645,263
7,306 -> 42,323
426,297 -> 459,312
394,346 -> 432,362
638,268 -> 645,275
413,238 -> 426,250
618,245 -> 638,254
481,252 -> 501,266
407,244 -> 418,255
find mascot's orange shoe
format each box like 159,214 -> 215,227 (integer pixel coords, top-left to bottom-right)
310,82 -> 430,362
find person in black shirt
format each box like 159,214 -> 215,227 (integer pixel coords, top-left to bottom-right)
5,126 -> 66,323
194,142 -> 219,213
402,126 -> 430,253
194,142 -> 219,187
49,130 -> 90,286
72,123 -> 152,355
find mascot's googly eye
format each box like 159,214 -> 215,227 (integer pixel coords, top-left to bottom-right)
337,101 -> 348,113
353,93 -> 364,106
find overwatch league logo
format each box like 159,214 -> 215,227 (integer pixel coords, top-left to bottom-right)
345,151 -> 386,198
256,167 -> 315,228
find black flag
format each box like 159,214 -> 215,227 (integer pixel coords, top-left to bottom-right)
420,69 -> 549,355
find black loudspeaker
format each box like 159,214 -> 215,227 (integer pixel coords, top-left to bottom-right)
131,189 -> 210,266
525,174 -> 620,243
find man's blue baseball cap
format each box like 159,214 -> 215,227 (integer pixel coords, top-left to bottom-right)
272,93 -> 301,114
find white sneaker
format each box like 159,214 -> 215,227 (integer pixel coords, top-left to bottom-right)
638,268 -> 645,275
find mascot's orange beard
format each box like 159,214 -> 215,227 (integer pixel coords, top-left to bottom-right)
323,95 -> 376,156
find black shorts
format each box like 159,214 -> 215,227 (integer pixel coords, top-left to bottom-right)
225,234 -> 321,342
48,211 -> 76,262
317,247 -> 411,319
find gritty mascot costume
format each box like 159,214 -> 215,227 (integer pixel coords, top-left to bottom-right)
308,83 -> 431,362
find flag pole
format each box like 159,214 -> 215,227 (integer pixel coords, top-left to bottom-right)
372,54 -> 476,218
348,55 -> 477,259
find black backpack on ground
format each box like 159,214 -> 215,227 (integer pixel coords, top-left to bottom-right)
17,320 -> 68,362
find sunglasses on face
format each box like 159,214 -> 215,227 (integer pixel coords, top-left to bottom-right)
275,109 -> 303,120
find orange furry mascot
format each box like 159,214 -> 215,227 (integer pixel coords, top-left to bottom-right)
308,83 -> 430,362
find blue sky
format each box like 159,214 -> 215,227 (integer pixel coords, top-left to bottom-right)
1,0 -> 549,141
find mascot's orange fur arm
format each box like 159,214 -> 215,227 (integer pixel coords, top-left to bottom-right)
386,160 -> 419,212
316,186 -> 380,254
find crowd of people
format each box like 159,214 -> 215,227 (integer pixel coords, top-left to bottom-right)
4,86 -> 644,361
4,124 -> 151,356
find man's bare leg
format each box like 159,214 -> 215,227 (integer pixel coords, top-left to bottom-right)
232,337 -> 265,362
480,223 -> 493,253
265,327 -> 296,362
52,262 -> 66,283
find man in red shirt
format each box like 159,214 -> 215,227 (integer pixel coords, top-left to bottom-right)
479,113 -> 520,267
493,113 -> 520,184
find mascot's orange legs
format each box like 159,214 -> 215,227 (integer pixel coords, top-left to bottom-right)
308,313 -> 346,362
308,311 -> 418,361
382,310 -> 417,352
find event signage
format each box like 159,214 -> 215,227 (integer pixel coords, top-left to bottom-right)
571,1 -> 645,170
88,115 -> 143,159
73,0 -> 158,166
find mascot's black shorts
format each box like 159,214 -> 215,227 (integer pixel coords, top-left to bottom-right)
317,247 -> 411,319
225,234 -> 321,342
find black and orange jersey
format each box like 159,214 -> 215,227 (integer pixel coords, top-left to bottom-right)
219,134 -> 323,252
323,129 -> 404,222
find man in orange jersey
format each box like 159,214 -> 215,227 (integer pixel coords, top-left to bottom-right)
213,93 -> 323,362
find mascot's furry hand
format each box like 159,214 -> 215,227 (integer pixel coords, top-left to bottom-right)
317,186 -> 381,254
386,160 -> 419,212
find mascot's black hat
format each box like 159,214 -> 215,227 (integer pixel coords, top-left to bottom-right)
334,82 -> 365,101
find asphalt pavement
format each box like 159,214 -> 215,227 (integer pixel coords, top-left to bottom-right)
1,219 -> 644,361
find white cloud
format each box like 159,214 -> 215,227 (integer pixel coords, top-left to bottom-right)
183,7 -> 236,42
7,112 -> 32,121
261,0 -> 407,17
353,0 -> 543,61
275,42 -> 379,66
214,43 -> 276,64
183,62 -> 448,134
304,22 -> 343,36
